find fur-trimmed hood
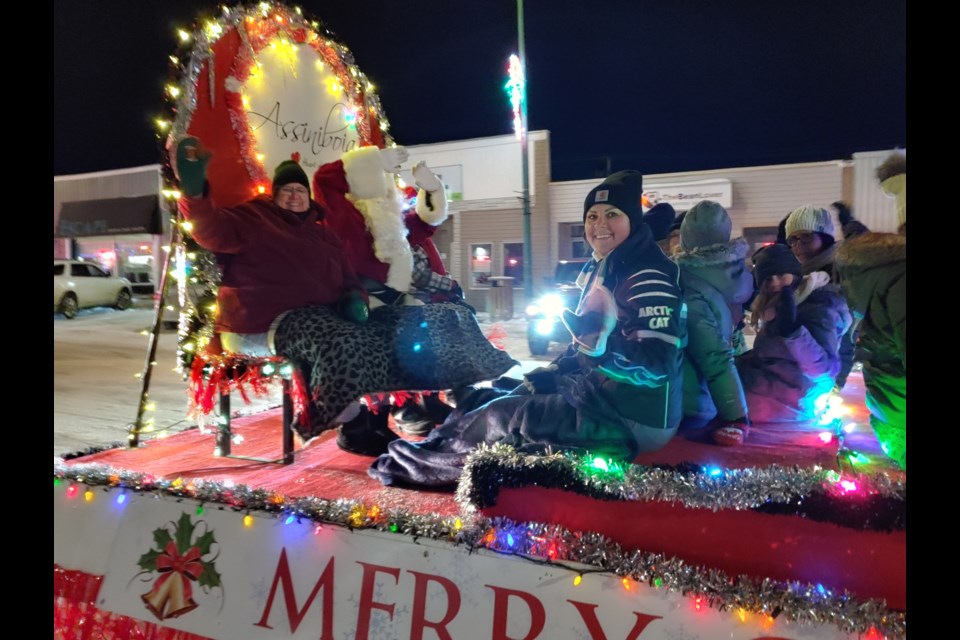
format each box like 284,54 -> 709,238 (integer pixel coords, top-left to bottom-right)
836,231 -> 905,270
675,237 -> 754,305
835,231 -> 905,316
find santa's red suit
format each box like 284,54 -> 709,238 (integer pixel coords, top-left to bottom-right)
312,146 -> 449,302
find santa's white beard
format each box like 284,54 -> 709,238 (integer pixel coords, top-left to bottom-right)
348,188 -> 413,292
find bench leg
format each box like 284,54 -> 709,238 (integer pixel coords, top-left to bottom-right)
282,378 -> 294,465
215,391 -> 232,456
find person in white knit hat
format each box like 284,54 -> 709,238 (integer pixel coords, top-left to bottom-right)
784,204 -> 857,391
785,205 -> 836,270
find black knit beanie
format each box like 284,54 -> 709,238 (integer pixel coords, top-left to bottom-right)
752,243 -> 802,286
583,170 -> 644,230
642,202 -> 676,241
272,160 -> 311,197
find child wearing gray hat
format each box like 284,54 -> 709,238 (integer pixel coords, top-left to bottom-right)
674,201 -> 754,445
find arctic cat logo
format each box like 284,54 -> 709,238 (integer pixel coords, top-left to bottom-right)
637,306 -> 672,318
638,305 -> 672,330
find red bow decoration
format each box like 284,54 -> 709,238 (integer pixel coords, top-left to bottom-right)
141,542 -> 203,620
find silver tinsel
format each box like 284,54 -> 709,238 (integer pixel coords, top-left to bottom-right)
457,444 -> 905,513
54,457 -> 905,638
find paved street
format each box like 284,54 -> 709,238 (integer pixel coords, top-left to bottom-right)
54,301 -> 553,457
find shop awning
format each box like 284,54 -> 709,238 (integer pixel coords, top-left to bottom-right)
55,195 -> 162,238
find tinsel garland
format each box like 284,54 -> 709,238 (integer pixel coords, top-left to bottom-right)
54,565 -> 211,640
157,2 -> 393,373
54,459 -> 905,638
458,444 -> 906,532
186,353 -> 309,429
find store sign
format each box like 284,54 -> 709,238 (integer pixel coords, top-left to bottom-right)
57,489 -> 856,640
642,178 -> 732,211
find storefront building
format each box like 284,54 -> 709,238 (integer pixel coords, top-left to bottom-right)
54,166 -> 167,294
54,140 -> 901,311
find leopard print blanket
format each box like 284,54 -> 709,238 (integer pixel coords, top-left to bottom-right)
273,302 -> 518,439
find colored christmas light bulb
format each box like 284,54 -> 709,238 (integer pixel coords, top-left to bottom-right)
116,493 -> 127,505
818,431 -> 833,443
244,514 -> 254,527
67,485 -> 79,498
84,490 -> 94,502
196,504 -> 204,515
285,515 -> 295,525
573,575 -> 582,586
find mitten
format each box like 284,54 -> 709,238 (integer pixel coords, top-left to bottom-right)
174,136 -> 211,197
768,289 -> 799,336
340,291 -> 369,323
379,146 -> 409,173
710,416 -> 750,447
832,201 -> 854,227
522,365 -> 560,394
412,161 -> 443,192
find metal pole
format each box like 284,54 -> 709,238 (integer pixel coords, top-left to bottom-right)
128,203 -> 181,447
518,0 -> 533,303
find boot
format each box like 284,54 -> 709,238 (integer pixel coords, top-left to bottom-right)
336,405 -> 399,456
393,394 -> 455,436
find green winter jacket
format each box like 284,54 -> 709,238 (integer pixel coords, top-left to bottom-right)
835,232 -> 906,468
675,238 -> 754,425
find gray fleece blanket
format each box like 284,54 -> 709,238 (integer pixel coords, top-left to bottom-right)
368,371 -> 673,487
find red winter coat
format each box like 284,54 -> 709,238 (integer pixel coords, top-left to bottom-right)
180,195 -> 366,335
312,159 -> 440,288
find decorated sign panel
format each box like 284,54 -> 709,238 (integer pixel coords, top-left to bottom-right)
64,491 -> 857,640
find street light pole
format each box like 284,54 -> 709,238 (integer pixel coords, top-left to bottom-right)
517,0 -> 533,303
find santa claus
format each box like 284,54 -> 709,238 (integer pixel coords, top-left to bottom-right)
312,145 -> 459,307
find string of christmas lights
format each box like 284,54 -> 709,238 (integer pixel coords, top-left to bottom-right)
153,2 -> 392,374
54,455 -> 905,638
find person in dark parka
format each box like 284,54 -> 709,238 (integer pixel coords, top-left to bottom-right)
736,244 -> 852,423
834,152 -> 906,468
369,170 -> 686,487
674,201 -> 754,445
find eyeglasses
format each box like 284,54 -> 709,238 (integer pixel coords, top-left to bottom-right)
277,185 -> 309,197
787,233 -> 818,247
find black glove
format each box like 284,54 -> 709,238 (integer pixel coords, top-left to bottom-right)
768,289 -> 799,336
832,201 -> 854,226
522,365 -> 559,394
340,291 -> 369,323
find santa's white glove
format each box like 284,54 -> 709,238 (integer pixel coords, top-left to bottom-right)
379,146 -> 409,173
412,161 -> 443,192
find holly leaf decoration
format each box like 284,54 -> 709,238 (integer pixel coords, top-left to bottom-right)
138,548 -> 161,572
175,512 -> 196,554
153,527 -> 173,549
198,561 -> 222,589
195,529 -> 216,556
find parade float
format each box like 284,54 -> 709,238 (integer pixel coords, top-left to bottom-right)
54,4 -> 905,639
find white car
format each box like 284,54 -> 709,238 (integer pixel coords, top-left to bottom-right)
54,260 -> 133,319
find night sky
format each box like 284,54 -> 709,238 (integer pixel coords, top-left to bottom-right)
54,0 -> 906,181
